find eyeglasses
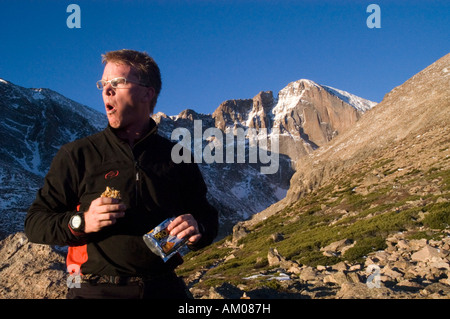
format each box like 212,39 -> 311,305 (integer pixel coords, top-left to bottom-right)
96,77 -> 150,90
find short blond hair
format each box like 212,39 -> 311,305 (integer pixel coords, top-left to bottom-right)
102,49 -> 162,112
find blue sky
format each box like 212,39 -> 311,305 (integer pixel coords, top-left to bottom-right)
0,0 -> 448,116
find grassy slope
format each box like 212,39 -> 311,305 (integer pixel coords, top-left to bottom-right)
176,130 -> 450,292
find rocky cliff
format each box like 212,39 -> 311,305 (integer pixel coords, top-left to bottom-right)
211,80 -> 376,161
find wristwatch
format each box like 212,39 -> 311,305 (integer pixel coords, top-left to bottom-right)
69,212 -> 85,233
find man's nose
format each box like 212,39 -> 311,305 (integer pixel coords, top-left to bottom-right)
103,84 -> 115,96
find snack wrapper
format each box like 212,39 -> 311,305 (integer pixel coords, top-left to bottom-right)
143,218 -> 187,262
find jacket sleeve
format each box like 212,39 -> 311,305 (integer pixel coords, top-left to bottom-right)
24,146 -> 84,246
181,162 -> 219,251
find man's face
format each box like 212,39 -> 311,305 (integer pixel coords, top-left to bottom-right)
101,62 -> 154,130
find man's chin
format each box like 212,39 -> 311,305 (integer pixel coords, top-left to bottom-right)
107,114 -> 121,128
108,121 -> 121,129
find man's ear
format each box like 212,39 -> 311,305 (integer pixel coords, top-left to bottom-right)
143,86 -> 156,104
142,86 -> 156,114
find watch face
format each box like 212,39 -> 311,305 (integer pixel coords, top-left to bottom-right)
72,215 -> 82,228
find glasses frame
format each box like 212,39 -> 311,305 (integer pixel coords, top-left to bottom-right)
96,77 -> 150,90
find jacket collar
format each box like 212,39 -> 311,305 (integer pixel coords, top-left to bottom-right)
105,117 -> 158,148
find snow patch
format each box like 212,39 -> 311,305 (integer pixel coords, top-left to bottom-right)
243,272 -> 291,281
15,139 -> 43,176
322,85 -> 377,112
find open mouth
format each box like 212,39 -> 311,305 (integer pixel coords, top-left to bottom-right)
105,103 -> 116,114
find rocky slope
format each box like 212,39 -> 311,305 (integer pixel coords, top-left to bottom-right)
174,53 -> 450,299
0,232 -> 67,299
185,232 -> 450,299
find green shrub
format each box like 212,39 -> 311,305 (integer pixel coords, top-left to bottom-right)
422,202 -> 450,229
343,236 -> 387,262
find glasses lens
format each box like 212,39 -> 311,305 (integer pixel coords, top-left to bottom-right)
111,78 -> 126,88
96,81 -> 104,90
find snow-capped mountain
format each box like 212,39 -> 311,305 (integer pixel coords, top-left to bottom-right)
210,79 -> 377,161
0,79 -> 105,176
0,78 -> 106,236
271,79 -> 377,160
154,80 -> 376,237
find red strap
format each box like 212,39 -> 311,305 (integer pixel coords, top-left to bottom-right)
66,203 -> 87,275
66,245 -> 88,275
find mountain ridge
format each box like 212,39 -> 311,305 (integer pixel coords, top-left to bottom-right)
0,79 -> 106,237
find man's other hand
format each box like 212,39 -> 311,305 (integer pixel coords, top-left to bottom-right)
167,214 -> 202,244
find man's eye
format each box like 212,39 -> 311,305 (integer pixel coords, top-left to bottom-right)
113,78 -> 126,86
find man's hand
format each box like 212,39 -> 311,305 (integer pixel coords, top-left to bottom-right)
167,214 -> 202,244
83,197 -> 126,233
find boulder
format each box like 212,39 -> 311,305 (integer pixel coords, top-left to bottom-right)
0,232 -> 67,299
320,239 -> 355,257
267,248 -> 283,266
411,245 -> 442,262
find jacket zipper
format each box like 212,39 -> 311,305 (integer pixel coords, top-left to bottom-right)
127,125 -> 157,208
134,161 -> 140,207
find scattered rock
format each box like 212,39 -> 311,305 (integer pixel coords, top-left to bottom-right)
2,229 -> 450,299
224,254 -> 236,262
270,233 -> 284,242
336,282 -> 395,299
320,239 -> 355,257
211,231 -> 450,299
331,261 -> 349,272
232,223 -> 249,243
267,248 -> 283,267
207,283 -> 244,299
411,245 -> 442,262
396,279 -> 424,291
381,266 -> 403,281
299,266 -> 318,282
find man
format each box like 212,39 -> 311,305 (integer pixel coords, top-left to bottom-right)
25,49 -> 218,299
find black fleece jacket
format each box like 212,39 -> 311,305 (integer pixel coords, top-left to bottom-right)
25,119 -> 218,277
